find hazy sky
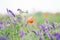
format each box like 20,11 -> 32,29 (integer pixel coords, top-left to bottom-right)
0,0 -> 60,14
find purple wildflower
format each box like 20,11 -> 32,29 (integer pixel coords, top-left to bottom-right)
0,21 -> 3,24
39,37 -> 43,40
6,20 -> 10,24
46,21 -> 49,24
54,33 -> 60,37
45,30 -> 54,40
32,31 -> 37,35
40,24 -> 47,31
6,8 -> 15,17
20,30 -> 24,38
17,16 -> 22,22
0,21 -> 4,30
36,24 -> 39,28
39,30 -> 44,40
56,37 -> 60,40
54,33 -> 60,40
47,33 -> 54,40
51,22 -> 55,28
3,34 -> 9,40
45,20 -> 49,25
17,9 -> 23,13
40,24 -> 54,40
0,37 -> 7,40
13,18 -> 17,22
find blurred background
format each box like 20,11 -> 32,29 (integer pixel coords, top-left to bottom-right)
0,0 -> 60,15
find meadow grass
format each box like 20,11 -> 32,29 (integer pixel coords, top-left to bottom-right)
0,13 -> 60,40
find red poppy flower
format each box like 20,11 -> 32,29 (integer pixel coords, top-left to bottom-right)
27,17 -> 34,23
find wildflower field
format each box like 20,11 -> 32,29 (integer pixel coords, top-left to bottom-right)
0,9 -> 60,40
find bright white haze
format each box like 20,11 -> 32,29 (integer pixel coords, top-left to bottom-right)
0,0 -> 60,14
